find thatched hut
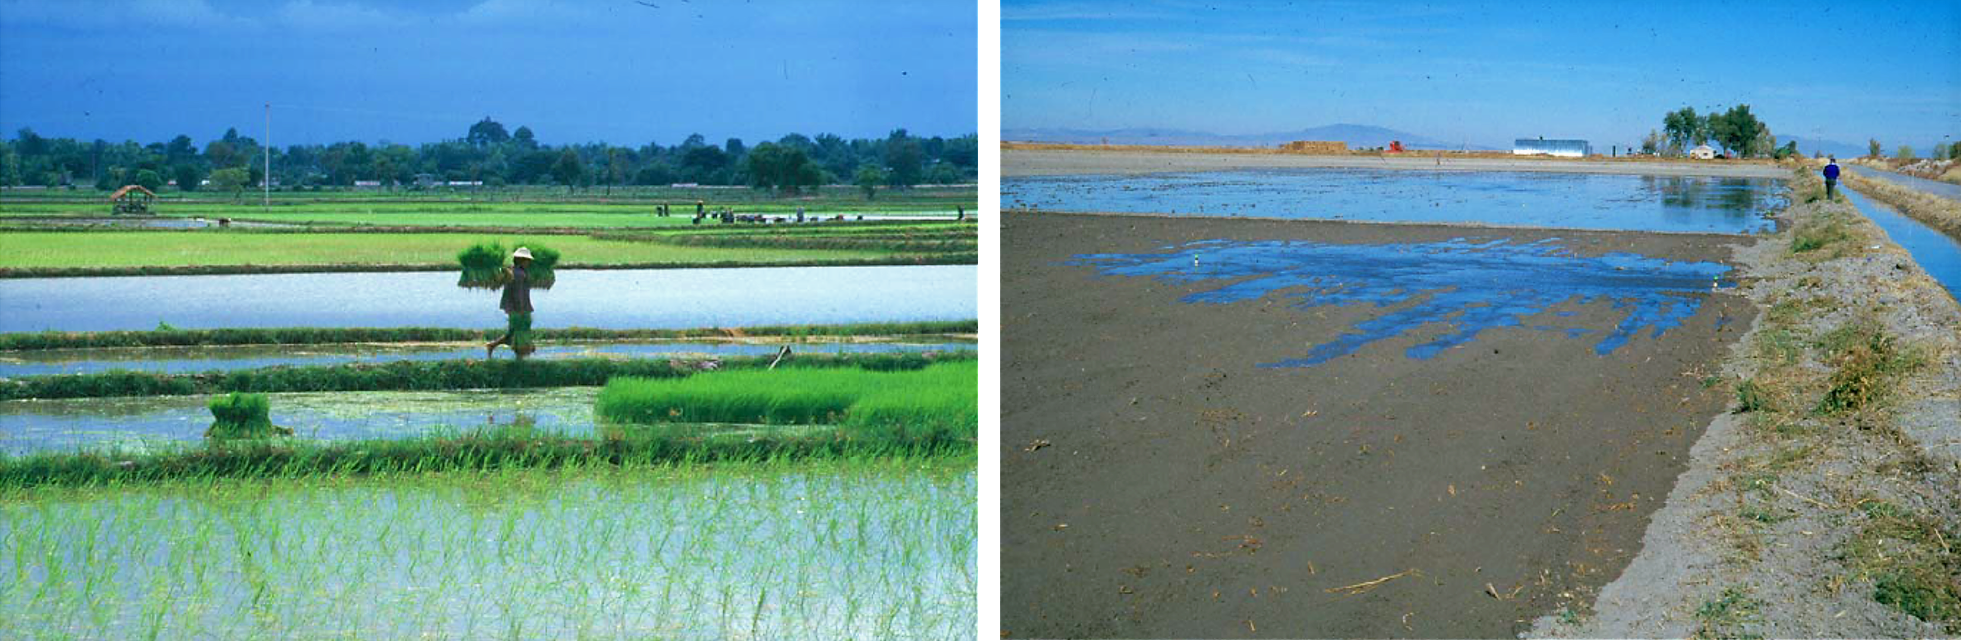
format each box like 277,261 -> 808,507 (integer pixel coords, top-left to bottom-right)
109,185 -> 157,215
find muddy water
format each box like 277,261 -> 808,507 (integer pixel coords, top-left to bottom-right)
1072,237 -> 1731,366
1003,169 -> 1786,234
0,340 -> 974,377
0,265 -> 977,333
0,388 -> 598,455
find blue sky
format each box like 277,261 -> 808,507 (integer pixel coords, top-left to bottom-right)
1004,0 -> 1960,149
0,0 -> 976,146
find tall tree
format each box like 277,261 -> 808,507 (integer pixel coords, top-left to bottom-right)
164,135 -> 197,164
884,129 -> 923,187
1869,138 -> 1883,158
550,148 -> 585,193
467,118 -> 510,148
172,164 -> 203,191
855,164 -> 885,199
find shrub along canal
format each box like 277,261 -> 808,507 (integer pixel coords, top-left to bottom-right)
0,265 -> 977,332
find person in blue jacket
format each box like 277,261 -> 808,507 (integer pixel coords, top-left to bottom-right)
1823,157 -> 1840,199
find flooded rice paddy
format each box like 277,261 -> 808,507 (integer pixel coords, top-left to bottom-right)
0,339 -> 972,377
1,388 -> 599,455
1072,237 -> 1730,367
0,462 -> 976,639
0,265 -> 977,333
1004,168 -> 1786,234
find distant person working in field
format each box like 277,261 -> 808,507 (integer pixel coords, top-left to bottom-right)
485,247 -> 536,359
1823,157 -> 1841,199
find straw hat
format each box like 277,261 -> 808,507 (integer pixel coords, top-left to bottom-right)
512,247 -> 534,260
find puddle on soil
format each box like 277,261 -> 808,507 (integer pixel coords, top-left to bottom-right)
1004,169 -> 1787,234
0,388 -> 599,456
0,340 -> 975,377
1071,238 -> 1732,367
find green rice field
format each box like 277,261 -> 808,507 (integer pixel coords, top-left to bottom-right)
2,180 -> 981,637
0,231 -> 904,269
0,458 -> 976,639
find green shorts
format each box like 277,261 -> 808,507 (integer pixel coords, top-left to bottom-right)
507,312 -> 533,348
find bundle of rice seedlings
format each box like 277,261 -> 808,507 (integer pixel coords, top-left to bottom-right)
521,244 -> 560,289
456,241 -> 560,290
205,392 -> 292,439
456,242 -> 509,290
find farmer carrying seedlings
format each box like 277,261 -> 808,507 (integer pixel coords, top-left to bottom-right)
485,246 -> 536,359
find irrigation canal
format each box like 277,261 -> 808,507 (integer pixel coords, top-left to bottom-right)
1846,164 -> 1961,201
1842,187 -> 1961,301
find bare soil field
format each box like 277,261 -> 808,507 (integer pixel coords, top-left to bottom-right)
1000,212 -> 1755,638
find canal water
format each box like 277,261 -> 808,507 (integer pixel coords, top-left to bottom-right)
0,265 -> 978,333
1005,168 -> 1786,234
1846,164 -> 1961,201
1842,188 -> 1961,301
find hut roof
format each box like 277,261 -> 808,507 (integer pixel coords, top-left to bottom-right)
108,185 -> 157,201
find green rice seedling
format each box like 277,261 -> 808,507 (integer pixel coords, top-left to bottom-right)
597,361 -> 978,444
455,241 -> 508,289
456,241 -> 559,290
205,393 -> 290,439
1,352 -> 973,400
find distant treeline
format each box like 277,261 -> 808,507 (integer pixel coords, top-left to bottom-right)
0,119 -> 979,194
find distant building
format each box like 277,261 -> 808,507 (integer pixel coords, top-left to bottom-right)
414,173 -> 439,188
1513,138 -> 1591,158
1689,144 -> 1716,160
353,180 -> 383,189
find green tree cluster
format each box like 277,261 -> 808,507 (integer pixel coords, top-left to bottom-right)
0,121 -> 979,194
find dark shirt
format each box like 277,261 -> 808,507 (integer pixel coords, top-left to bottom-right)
499,264 -> 533,314
1824,163 -> 1840,180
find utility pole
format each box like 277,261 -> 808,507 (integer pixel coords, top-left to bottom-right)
264,103 -> 271,209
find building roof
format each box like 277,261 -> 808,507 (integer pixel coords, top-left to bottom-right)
108,185 -> 157,201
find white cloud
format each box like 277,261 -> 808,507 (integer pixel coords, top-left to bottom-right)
458,0 -> 594,25
0,0 -> 257,29
276,0 -> 397,30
